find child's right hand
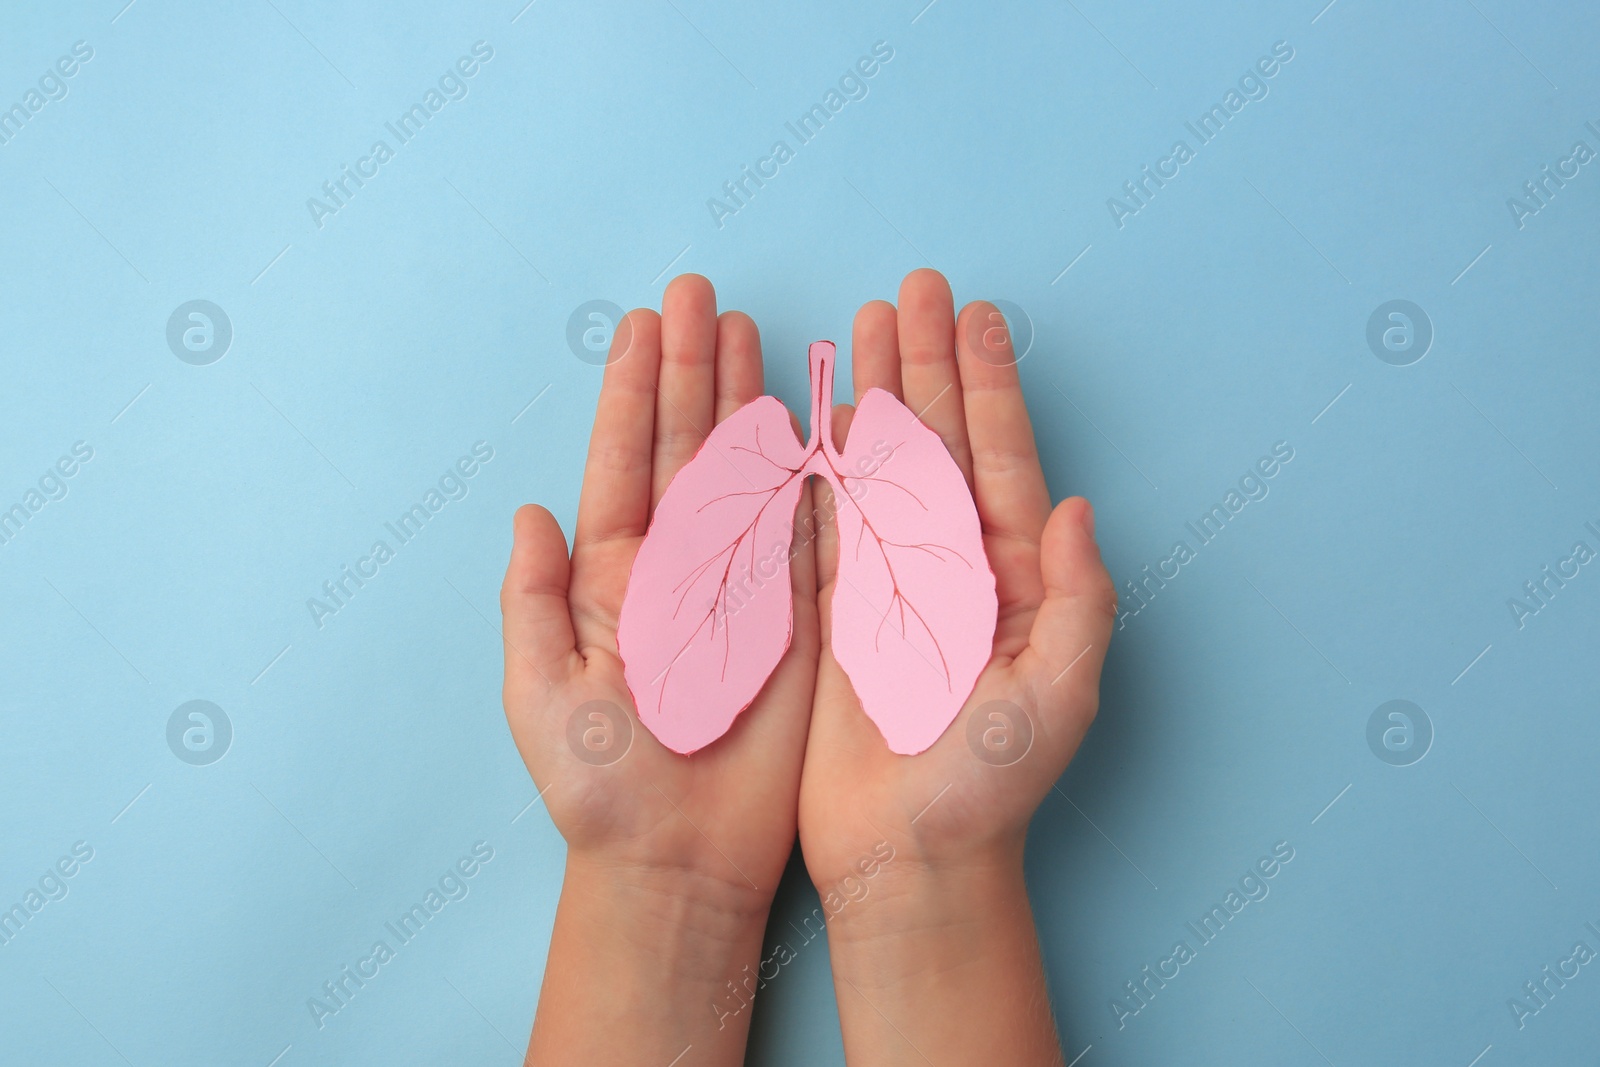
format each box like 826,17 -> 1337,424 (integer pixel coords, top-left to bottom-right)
798,269 -> 1117,1065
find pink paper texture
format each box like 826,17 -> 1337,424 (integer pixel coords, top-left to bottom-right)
615,396 -> 809,755
618,341 -> 997,755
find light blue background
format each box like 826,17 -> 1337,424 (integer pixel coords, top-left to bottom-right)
3,1 -> 1597,1064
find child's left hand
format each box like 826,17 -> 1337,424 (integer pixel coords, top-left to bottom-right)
500,275 -> 820,1064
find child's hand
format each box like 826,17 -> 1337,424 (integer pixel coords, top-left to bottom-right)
501,275 -> 819,1064
798,269 -> 1116,1065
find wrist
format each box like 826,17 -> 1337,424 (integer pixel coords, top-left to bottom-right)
529,852 -> 775,1067
820,842 -> 1031,985
818,844 -> 1064,1065
818,845 -> 1065,1065
562,850 -> 774,956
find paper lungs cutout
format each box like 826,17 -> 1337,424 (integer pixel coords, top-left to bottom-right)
617,341 -> 997,755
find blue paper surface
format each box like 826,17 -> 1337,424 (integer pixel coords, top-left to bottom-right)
2,1 -> 1597,1064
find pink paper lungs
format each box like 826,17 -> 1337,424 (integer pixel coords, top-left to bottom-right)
615,396 -> 809,755
825,384 -> 998,755
618,340 -> 997,755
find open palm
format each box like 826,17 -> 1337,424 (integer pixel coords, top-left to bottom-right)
500,275 -> 817,910
799,270 -> 1118,893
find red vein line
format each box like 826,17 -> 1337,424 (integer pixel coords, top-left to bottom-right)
671,507 -> 764,622
813,365 -> 827,440
674,467 -> 801,615
654,469 -> 801,706
672,540 -> 739,601
840,472 -> 928,510
855,439 -> 907,471
837,439 -> 906,482
653,384 -> 964,715
885,587 -> 952,690
880,596 -> 907,651
695,482 -> 792,511
728,424 -> 802,474
663,532 -> 750,694
822,448 -> 954,689
879,538 -> 974,568
727,445 -> 797,472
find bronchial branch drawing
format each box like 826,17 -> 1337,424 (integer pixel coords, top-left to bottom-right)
618,340 -> 997,755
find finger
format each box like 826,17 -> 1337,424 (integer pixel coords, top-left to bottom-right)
653,274 -> 718,506
1014,498 -> 1116,726
896,269 -> 973,486
574,309 -> 661,548
955,300 -> 1053,643
500,504 -> 582,699
715,310 -> 764,424
789,477 -> 820,613
851,299 -> 902,402
832,401 -> 856,453
814,403 -> 856,598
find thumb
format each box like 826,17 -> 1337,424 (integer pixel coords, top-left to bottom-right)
1015,497 -> 1117,724
499,504 -> 580,703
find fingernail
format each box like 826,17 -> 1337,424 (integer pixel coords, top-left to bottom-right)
1079,499 -> 1095,538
